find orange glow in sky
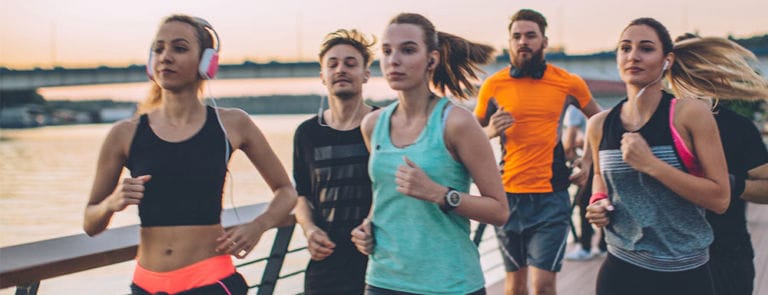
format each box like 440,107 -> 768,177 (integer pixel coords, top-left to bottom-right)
2,0 -> 767,69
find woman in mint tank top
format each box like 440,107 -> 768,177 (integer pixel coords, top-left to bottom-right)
349,13 -> 509,295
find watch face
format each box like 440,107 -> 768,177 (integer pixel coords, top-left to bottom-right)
447,190 -> 461,206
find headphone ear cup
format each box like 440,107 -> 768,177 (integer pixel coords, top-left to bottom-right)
199,48 -> 219,79
532,62 -> 546,79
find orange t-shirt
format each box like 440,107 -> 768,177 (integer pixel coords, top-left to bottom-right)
474,64 -> 593,193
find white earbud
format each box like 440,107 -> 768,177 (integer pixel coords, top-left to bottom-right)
636,60 -> 670,99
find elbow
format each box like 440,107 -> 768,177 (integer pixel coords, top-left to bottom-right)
287,189 -> 298,208
710,191 -> 730,214
83,225 -> 102,237
277,186 -> 299,211
490,216 -> 507,227
490,206 -> 510,227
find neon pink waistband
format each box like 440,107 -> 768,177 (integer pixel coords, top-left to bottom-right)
133,255 -> 235,294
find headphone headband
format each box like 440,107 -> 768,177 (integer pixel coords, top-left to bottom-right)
193,17 -> 221,53
146,16 -> 221,80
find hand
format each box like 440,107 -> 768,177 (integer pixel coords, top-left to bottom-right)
586,199 -> 614,228
216,220 -> 267,259
395,156 -> 444,203
488,107 -> 514,138
304,227 -> 336,261
569,158 -> 591,187
351,219 -> 374,255
105,175 -> 151,212
621,132 -> 654,173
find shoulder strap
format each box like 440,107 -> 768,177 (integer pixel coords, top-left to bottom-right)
441,102 -> 453,129
669,99 -> 704,176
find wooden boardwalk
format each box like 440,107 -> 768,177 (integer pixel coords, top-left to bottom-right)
487,203 -> 768,295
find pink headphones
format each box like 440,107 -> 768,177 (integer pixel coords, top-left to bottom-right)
146,17 -> 221,80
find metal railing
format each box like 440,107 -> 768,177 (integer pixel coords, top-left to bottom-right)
0,203 -> 496,294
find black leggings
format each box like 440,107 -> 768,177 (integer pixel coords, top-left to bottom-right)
596,253 -> 715,295
130,272 -> 248,295
365,285 -> 485,295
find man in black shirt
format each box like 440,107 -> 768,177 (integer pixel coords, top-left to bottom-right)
706,105 -> 768,295
673,32 -> 768,295
292,29 -> 377,295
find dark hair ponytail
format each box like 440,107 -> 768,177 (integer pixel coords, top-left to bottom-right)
433,32 -> 495,99
389,13 -> 495,99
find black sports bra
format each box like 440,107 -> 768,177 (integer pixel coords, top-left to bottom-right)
126,106 -> 232,227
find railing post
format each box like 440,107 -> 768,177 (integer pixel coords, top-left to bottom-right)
473,223 -> 488,246
14,282 -> 39,295
256,224 -> 295,295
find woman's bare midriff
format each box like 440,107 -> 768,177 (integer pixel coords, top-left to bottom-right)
138,224 -> 227,272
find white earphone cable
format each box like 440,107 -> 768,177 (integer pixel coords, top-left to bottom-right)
206,83 -> 241,224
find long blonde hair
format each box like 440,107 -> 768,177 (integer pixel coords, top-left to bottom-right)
137,14 -> 214,114
669,36 -> 768,101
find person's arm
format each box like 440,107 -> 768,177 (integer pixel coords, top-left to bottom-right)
742,163 -> 768,203
394,107 -> 508,226
584,112 -> 614,228
734,116 -> 768,204
350,110 -> 382,255
83,119 -> 145,236
567,75 -> 601,183
481,107 -> 514,139
563,125 -> 581,162
569,101 -> 601,186
581,100 -> 602,118
295,197 -> 336,259
562,106 -> 585,161
622,99 -> 729,213
473,81 -> 514,139
216,109 -> 298,258
291,125 -> 335,260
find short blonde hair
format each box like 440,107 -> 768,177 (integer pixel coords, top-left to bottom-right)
318,29 -> 376,68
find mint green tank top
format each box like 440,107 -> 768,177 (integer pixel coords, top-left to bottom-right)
366,97 -> 484,294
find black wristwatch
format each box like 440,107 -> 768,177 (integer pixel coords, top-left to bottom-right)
441,187 -> 462,212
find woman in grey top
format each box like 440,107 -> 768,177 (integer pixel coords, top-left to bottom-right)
585,17 -> 768,295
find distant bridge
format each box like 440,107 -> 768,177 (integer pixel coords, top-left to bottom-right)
1,52 -> 766,91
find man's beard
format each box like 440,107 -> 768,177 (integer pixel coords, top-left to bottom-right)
331,88 -> 358,100
514,47 -> 544,72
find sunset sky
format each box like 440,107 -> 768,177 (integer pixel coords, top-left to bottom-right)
2,0 -> 767,69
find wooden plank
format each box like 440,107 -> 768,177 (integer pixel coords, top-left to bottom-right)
0,203 -> 269,289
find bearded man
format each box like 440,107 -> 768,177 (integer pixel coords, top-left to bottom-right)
474,9 -> 601,295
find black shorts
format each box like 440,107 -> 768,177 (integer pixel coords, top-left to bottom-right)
494,191 -> 571,272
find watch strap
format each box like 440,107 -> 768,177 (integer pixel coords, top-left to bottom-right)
440,186 -> 460,212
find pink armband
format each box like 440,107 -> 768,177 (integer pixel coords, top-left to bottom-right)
589,192 -> 609,205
